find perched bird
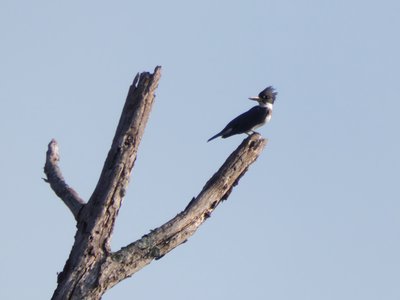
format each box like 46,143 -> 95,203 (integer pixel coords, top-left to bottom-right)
207,86 -> 277,142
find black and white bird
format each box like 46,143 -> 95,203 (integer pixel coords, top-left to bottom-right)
207,86 -> 277,142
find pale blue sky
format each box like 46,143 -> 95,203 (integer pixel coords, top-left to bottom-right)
1,1 -> 399,299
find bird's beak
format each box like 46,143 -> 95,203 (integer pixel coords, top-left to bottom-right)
248,97 -> 260,101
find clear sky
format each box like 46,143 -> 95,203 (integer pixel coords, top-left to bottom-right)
1,0 -> 399,299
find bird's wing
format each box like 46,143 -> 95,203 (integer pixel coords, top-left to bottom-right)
223,106 -> 267,135
208,106 -> 268,141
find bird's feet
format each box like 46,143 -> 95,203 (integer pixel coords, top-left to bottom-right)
245,130 -> 259,136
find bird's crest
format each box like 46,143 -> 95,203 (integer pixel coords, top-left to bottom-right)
258,86 -> 277,104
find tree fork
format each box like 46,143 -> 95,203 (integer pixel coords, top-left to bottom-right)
44,66 -> 266,299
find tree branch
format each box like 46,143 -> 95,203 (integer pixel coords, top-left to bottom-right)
97,133 -> 266,291
50,66 -> 162,300
44,139 -> 85,220
47,67 -> 268,300
80,65 -> 162,250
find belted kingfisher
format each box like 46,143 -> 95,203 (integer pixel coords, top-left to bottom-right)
207,86 -> 277,142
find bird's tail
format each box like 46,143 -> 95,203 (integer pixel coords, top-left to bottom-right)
207,132 -> 222,142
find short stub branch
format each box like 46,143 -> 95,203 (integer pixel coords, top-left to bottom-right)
44,139 -> 85,220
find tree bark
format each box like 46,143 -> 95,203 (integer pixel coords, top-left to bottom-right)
44,66 -> 267,299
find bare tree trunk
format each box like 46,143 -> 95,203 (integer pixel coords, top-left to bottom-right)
44,66 -> 267,299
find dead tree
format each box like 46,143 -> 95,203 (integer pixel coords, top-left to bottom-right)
44,66 -> 267,299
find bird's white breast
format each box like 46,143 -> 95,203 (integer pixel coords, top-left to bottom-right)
263,103 -> 273,123
260,102 -> 274,110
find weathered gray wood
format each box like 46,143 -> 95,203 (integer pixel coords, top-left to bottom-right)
44,139 -> 85,220
45,67 -> 267,300
97,134 -> 266,292
50,67 -> 162,300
